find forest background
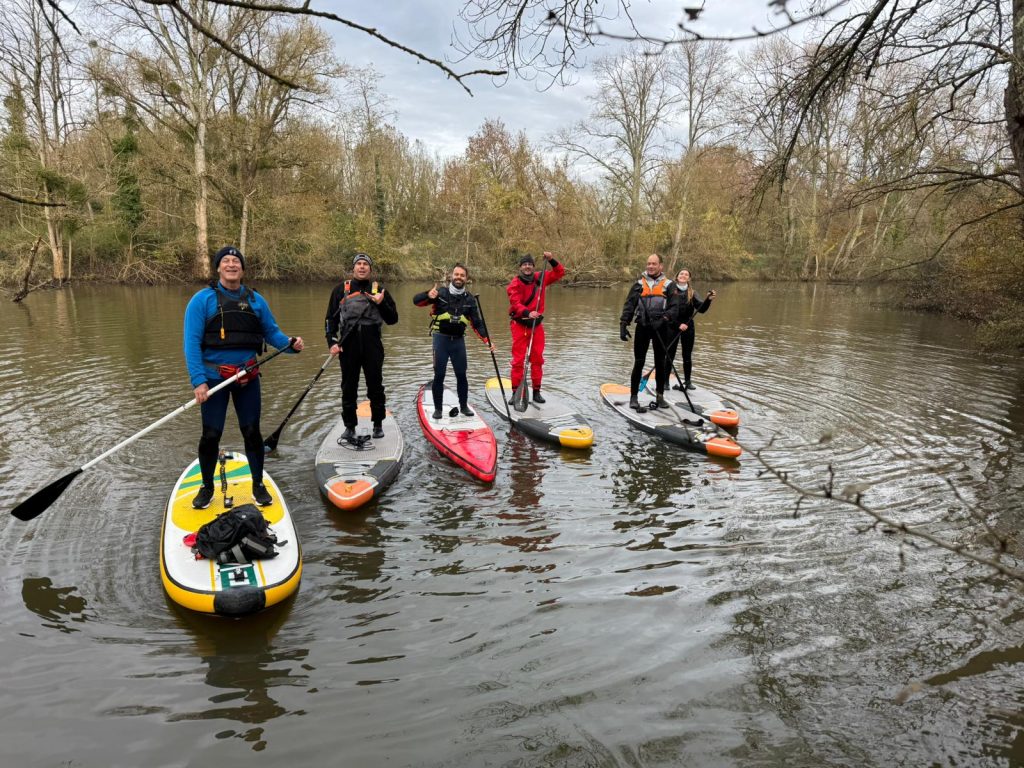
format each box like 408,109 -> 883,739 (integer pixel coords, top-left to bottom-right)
1,0 -> 1022,348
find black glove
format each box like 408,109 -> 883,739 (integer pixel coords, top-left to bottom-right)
620,323 -> 631,341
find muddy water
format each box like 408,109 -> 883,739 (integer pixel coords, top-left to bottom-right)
0,281 -> 1022,767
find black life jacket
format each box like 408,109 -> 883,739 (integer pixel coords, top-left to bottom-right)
192,504 -> 281,564
430,288 -> 476,337
202,283 -> 265,352
336,279 -> 384,331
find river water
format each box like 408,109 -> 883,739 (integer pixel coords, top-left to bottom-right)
1,280 -> 1022,767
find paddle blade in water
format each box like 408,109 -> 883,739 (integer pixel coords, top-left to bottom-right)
10,468 -> 84,521
263,432 -> 280,452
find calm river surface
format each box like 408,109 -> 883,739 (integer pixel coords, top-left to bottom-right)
1,280 -> 1023,767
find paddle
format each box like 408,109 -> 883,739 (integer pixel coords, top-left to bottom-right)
637,366 -> 656,394
263,353 -> 333,452
638,328 -> 682,394
512,257 -> 550,412
474,294 -> 512,423
10,340 -> 296,522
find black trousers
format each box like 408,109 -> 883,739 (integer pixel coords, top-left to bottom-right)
665,326 -> 696,383
630,324 -> 669,397
431,333 -> 469,409
339,326 -> 386,428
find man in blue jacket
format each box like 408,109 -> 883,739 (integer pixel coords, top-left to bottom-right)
183,246 -> 304,509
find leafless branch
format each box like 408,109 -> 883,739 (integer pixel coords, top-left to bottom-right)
744,435 -> 1024,585
0,189 -> 66,207
185,0 -> 506,94
861,198 -> 1024,279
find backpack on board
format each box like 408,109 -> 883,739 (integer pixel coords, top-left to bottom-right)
191,504 -> 282,564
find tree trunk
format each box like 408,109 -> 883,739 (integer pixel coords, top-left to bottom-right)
627,158 -> 641,260
193,119 -> 209,279
669,166 -> 692,265
43,203 -> 65,282
240,192 -> 251,255
1006,0 -> 1024,192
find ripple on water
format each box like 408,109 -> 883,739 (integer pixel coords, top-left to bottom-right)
1,283 -> 1023,766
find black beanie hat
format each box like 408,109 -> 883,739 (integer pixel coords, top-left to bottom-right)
213,246 -> 245,270
352,252 -> 373,267
519,254 -> 535,266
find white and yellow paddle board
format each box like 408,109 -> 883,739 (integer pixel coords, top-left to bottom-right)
161,452 -> 302,616
484,377 -> 594,449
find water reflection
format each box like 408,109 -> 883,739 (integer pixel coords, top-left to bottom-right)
21,577 -> 90,633
325,510 -> 391,604
611,434 -> 692,508
167,599 -> 303,752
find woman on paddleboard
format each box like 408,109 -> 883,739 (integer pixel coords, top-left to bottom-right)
183,246 -> 305,510
666,269 -> 716,391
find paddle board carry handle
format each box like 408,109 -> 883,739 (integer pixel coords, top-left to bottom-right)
219,450 -> 233,508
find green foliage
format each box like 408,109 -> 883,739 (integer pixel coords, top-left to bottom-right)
111,129 -> 144,234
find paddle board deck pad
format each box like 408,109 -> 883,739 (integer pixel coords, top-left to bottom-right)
416,383 -> 497,482
162,453 -> 302,616
315,402 -> 404,511
600,383 -> 741,459
644,373 -> 741,428
484,377 -> 594,449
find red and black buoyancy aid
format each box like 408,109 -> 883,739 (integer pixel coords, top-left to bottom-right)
635,274 -> 673,326
202,283 -> 265,352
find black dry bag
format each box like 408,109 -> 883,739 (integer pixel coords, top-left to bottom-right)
192,504 -> 281,564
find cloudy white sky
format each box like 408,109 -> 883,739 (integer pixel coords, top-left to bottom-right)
319,0 -> 783,158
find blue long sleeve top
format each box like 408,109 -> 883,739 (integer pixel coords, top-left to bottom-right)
183,283 -> 294,388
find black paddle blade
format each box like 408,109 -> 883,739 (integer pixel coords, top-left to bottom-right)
512,380 -> 529,413
263,432 -> 281,453
10,468 -> 84,521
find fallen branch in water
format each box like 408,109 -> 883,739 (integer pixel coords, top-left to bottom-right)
741,434 -> 1024,586
12,237 -> 43,303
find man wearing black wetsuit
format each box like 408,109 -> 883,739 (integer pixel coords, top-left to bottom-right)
324,253 -> 399,442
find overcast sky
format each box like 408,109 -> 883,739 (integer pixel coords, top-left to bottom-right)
321,1 -> 781,158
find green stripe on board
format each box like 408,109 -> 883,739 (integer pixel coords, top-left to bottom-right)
179,463 -> 252,491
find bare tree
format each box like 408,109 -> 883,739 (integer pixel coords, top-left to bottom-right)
93,1 -> 240,279
217,15 -> 343,253
553,46 -> 681,259
0,0 -> 85,282
664,39 -> 735,264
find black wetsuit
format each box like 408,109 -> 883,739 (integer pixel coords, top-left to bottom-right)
413,286 -> 489,410
620,274 -> 680,398
324,279 -> 399,428
667,292 -> 712,385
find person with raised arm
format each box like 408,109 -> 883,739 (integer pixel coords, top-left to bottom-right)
414,263 -> 493,420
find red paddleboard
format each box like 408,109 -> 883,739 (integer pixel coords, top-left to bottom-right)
416,383 -> 497,482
